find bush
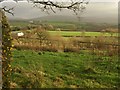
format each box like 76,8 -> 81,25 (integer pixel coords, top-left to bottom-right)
12,26 -> 21,31
37,27 -> 50,46
64,47 -> 79,52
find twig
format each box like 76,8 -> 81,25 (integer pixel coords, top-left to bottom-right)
33,1 -> 84,9
1,6 -> 14,16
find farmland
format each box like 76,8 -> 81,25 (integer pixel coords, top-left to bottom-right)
10,20 -> 117,32
1,0 -> 119,89
11,49 -> 119,88
10,20 -> 119,88
48,31 -> 118,37
12,30 -> 118,37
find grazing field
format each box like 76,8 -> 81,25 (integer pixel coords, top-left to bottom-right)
48,31 -> 118,37
11,49 -> 119,88
12,30 -> 118,38
10,20 -> 119,88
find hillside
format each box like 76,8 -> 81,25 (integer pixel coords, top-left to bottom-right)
31,15 -> 117,24
9,15 -> 117,32
30,15 -> 79,22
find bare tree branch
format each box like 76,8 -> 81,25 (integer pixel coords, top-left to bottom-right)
49,5 -> 56,13
0,0 -> 89,16
33,1 -> 84,9
31,0 -> 89,14
1,6 -> 14,16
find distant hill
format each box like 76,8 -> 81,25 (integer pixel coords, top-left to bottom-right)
9,15 -> 117,25
8,18 -> 29,22
31,15 -> 79,22
30,15 -> 117,24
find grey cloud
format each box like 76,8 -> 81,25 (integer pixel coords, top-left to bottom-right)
1,1 -> 118,24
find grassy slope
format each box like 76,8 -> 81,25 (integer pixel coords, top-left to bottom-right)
11,49 -> 119,88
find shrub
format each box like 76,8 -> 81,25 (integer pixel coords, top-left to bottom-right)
36,27 -> 50,46
12,26 -> 21,31
64,47 -> 79,52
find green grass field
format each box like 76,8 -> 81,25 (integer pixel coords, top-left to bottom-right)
10,20 -> 119,88
48,31 -> 118,37
12,30 -> 118,37
11,49 -> 119,88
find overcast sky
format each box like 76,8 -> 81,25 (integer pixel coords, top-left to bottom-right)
0,0 -> 118,24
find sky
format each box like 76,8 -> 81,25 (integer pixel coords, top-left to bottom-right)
0,0 -> 119,24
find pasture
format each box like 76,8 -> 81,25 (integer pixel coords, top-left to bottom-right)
11,28 -> 119,88
10,20 -> 119,88
11,49 -> 119,88
48,31 -> 118,37
12,30 -> 118,39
